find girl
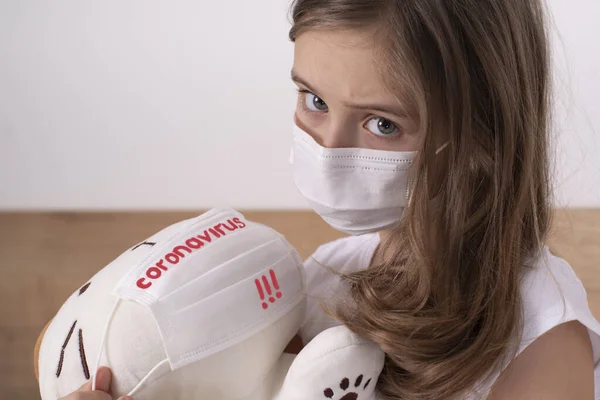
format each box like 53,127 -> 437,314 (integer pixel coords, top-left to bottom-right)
63,0 -> 600,399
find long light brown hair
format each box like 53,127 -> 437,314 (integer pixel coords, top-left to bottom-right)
290,1 -> 552,398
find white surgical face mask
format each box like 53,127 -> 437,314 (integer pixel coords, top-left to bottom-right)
91,208 -> 305,395
290,124 -> 417,235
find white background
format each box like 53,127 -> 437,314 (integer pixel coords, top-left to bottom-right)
0,0 -> 598,210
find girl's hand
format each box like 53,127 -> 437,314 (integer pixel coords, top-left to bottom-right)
58,366 -> 132,400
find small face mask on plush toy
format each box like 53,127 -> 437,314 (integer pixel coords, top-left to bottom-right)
35,208 -> 385,400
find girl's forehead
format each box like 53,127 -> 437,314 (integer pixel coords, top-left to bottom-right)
292,30 -> 396,105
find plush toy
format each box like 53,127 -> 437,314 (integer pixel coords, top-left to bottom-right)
34,208 -> 385,400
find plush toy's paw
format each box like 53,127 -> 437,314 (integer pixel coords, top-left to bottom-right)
275,325 -> 385,400
322,375 -> 373,400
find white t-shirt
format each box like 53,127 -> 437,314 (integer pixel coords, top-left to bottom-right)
299,233 -> 600,399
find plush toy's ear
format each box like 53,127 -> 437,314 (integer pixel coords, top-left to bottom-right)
34,318 -> 53,382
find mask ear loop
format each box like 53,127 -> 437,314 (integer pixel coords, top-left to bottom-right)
126,358 -> 170,396
435,141 -> 450,155
91,297 -> 121,391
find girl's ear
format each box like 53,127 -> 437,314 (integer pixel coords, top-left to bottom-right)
34,318 -> 53,382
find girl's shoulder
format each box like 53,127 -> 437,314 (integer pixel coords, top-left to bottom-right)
518,246 -> 600,363
305,233 -> 381,273
472,246 -> 600,398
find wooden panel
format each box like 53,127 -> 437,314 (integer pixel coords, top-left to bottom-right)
1,209 -> 599,398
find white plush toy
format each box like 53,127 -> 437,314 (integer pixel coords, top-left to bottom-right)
35,208 -> 385,400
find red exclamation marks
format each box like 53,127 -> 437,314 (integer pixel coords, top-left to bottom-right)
270,269 -> 283,299
255,269 -> 283,310
255,278 -> 267,310
262,274 -> 274,304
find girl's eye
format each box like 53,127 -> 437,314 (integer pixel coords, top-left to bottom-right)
365,117 -> 398,136
304,92 -> 328,112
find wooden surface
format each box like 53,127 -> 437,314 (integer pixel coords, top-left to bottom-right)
1,209 -> 599,399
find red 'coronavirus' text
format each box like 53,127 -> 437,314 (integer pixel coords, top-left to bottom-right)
136,217 -> 247,289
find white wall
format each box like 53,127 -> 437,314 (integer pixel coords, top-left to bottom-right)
549,1 -> 600,208
0,1 -> 598,210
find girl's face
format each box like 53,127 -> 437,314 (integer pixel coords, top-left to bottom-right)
292,29 -> 422,152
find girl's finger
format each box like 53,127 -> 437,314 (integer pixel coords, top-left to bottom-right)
74,366 -> 112,394
92,367 -> 113,393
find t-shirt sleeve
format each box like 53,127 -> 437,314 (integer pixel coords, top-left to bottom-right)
519,249 -> 600,398
471,248 -> 600,399
520,253 -> 600,356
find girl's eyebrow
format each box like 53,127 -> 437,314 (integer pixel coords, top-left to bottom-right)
342,101 -> 409,119
291,69 -> 408,119
291,69 -> 321,96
